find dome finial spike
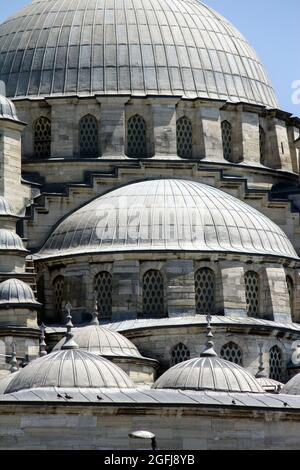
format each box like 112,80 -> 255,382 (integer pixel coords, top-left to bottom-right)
62,302 -> 79,350
256,344 -> 267,379
201,314 -> 218,358
39,322 -> 47,357
10,342 -> 19,373
90,298 -> 100,326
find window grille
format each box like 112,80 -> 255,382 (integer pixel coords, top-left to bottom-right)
220,342 -> 243,365
286,276 -> 294,317
142,270 -> 165,318
269,346 -> 283,382
79,114 -> 99,157
34,117 -> 51,158
177,116 -> 193,159
221,120 -> 232,162
195,268 -> 216,314
94,272 -> 113,320
245,271 -> 260,317
127,114 -> 147,158
170,343 -> 191,366
53,276 -> 64,318
259,126 -> 266,164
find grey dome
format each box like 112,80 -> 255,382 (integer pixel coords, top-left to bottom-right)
37,179 -> 298,260
0,0 -> 277,107
0,372 -> 19,394
0,229 -> 26,252
0,279 -> 40,306
281,374 -> 300,396
256,377 -> 283,393
5,350 -> 134,393
0,94 -> 19,121
0,196 -> 16,217
153,356 -> 264,393
53,324 -> 143,359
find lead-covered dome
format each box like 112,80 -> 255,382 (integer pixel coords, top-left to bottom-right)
0,279 -> 40,306
0,94 -> 19,121
0,0 -> 277,107
37,179 -> 298,260
0,196 -> 16,218
0,229 -> 26,252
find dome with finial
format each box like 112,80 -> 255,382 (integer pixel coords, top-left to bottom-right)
153,315 -> 264,393
5,304 -> 134,394
53,302 -> 144,359
0,279 -> 41,307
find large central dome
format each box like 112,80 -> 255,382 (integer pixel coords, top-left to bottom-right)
0,0 -> 277,106
37,179 -> 297,260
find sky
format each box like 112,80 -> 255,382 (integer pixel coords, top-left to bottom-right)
0,0 -> 299,116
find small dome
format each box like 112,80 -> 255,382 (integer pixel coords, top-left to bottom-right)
152,356 -> 264,393
5,350 -> 134,393
38,179 -> 298,261
0,94 -> 19,121
53,324 -> 143,359
0,372 -> 19,394
0,279 -> 40,307
256,377 -> 283,393
0,229 -> 26,252
0,196 -> 16,217
281,374 -> 300,395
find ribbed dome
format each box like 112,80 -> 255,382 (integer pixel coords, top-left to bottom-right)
0,0 -> 277,107
281,374 -> 300,396
153,356 -> 264,393
0,372 -> 19,394
0,94 -> 19,121
0,196 -> 15,217
4,350 -> 134,393
256,377 -> 283,393
53,324 -> 143,359
37,179 -> 298,260
0,279 -> 40,306
0,229 -> 26,251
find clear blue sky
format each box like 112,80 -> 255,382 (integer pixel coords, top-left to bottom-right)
0,0 -> 299,116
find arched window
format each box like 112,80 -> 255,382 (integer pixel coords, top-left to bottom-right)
221,120 -> 232,162
170,343 -> 190,366
220,342 -> 243,366
195,268 -> 216,315
269,345 -> 283,382
127,114 -> 147,158
177,116 -> 193,159
79,114 -> 99,157
142,270 -> 165,318
53,276 -> 65,319
259,125 -> 266,164
245,271 -> 260,317
287,275 -> 294,318
34,116 -> 51,158
94,271 -> 113,321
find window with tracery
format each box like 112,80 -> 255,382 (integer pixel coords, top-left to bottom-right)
269,345 -> 283,382
220,342 -> 243,366
221,120 -> 232,162
53,276 -> 65,318
195,268 -> 216,314
142,270 -> 165,318
259,126 -> 266,164
34,117 -> 51,158
177,116 -> 193,159
170,343 -> 191,366
286,275 -> 294,318
94,272 -> 113,321
79,114 -> 99,157
127,114 -> 147,158
245,271 -> 260,317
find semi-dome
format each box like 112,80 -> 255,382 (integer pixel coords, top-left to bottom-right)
0,94 -> 19,121
0,279 -> 40,306
281,374 -> 300,396
0,229 -> 26,252
37,179 -> 298,260
0,0 -> 277,107
4,349 -> 134,393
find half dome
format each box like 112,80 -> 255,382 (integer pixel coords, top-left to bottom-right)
0,279 -> 40,306
5,349 -> 134,393
0,0 -> 277,107
153,356 -> 264,393
37,179 -> 298,260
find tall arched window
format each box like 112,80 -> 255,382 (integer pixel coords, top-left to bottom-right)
142,270 -> 165,318
221,120 -> 232,162
94,271 -> 113,321
269,345 -> 283,382
245,271 -> 260,317
220,342 -> 243,366
170,343 -> 190,366
79,114 -> 99,157
127,114 -> 147,158
259,125 -> 266,164
53,276 -> 65,319
34,116 -> 51,158
177,116 -> 193,159
286,275 -> 294,318
195,268 -> 216,315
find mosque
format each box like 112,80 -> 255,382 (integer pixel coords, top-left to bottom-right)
0,0 -> 300,450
